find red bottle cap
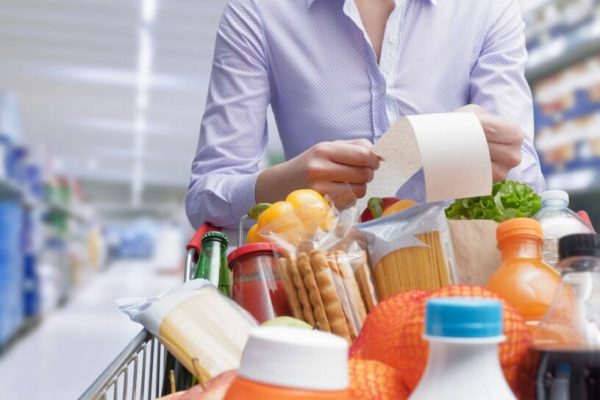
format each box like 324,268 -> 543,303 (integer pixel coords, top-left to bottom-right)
227,243 -> 279,266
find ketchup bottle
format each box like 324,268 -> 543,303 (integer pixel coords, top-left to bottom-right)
224,327 -> 350,399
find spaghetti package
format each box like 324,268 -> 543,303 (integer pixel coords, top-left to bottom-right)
355,202 -> 458,299
260,199 -> 377,342
117,280 -> 257,379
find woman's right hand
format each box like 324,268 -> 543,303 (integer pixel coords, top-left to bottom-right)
256,138 -> 380,204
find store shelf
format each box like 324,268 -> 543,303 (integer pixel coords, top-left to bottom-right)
0,179 -> 23,201
526,17 -> 600,82
45,201 -> 89,223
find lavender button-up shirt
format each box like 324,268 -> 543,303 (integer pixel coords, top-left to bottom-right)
186,0 -> 545,229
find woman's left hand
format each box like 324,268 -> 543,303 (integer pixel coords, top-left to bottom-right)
456,104 -> 524,182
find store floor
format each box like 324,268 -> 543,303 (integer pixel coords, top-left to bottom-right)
0,260 -> 180,400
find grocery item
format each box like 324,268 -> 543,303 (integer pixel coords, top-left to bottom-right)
117,280 -> 257,379
194,232 -> 230,296
246,189 -> 332,245
409,298 -> 515,400
360,197 -> 415,221
278,250 -> 370,341
224,327 -> 350,399
360,197 -> 401,221
447,219 -> 500,285
348,359 -> 408,400
535,234 -> 600,346
227,243 -> 290,323
445,180 -> 542,222
535,190 -> 594,267
356,202 -> 457,298
261,316 -> 312,329
350,285 -> 532,397
486,218 -> 561,326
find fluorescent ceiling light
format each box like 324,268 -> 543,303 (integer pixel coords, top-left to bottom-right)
142,0 -> 157,24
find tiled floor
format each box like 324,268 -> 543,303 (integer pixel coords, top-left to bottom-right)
0,260 -> 179,400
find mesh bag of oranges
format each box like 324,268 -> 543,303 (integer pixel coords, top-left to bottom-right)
350,285 -> 534,399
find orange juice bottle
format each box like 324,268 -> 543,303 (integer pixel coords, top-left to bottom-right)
224,327 -> 350,400
486,218 -> 561,327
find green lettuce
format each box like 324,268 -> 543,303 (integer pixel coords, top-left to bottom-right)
445,181 -> 542,222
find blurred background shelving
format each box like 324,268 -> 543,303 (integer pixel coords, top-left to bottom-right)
521,0 -> 600,228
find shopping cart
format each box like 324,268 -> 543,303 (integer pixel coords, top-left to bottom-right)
80,224 -> 219,400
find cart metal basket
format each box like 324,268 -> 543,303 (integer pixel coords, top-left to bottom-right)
80,224 -> 219,400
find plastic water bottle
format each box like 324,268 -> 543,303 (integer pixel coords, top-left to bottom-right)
410,298 -> 515,400
535,190 -> 594,268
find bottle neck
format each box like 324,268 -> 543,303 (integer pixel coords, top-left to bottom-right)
499,237 -> 542,262
542,199 -> 568,209
421,340 -> 505,384
195,239 -> 227,284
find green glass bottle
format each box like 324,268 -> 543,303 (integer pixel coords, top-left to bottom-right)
194,232 -> 231,296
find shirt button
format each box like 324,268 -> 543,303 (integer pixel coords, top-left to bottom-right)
388,34 -> 396,44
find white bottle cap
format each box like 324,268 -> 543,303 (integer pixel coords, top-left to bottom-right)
238,327 -> 349,391
542,190 -> 569,205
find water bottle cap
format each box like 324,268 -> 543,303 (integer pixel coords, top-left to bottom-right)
238,327 -> 349,391
541,190 -> 569,205
425,298 -> 503,339
559,234 -> 600,259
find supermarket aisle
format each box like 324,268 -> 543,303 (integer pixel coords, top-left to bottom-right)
0,260 -> 179,400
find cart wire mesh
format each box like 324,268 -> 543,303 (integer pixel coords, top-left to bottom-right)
79,330 -> 166,400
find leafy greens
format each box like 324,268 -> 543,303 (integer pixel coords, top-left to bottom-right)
445,181 -> 542,222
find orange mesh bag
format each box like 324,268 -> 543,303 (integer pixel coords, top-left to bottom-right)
351,285 -> 533,398
349,359 -> 408,400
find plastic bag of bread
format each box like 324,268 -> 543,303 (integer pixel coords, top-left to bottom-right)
117,280 -> 257,379
355,202 -> 458,300
259,191 -> 378,343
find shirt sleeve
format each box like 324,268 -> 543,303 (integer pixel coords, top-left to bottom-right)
186,0 -> 270,229
469,0 -> 546,193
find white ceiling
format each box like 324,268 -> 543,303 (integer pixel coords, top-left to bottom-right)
0,0 -> 228,198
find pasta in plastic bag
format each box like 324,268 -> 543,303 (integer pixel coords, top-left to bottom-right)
355,202 -> 458,299
117,279 -> 257,379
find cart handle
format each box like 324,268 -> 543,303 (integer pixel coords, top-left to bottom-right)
186,223 -> 221,254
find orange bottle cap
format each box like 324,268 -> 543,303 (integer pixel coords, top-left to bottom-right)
496,218 -> 543,245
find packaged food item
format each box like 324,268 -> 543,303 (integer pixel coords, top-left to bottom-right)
224,327 -> 350,399
356,202 -> 457,299
277,250 -> 370,342
227,243 -> 290,323
117,280 -> 257,379
535,190 -> 595,268
258,193 -> 376,341
410,298 -> 515,400
194,232 -> 231,296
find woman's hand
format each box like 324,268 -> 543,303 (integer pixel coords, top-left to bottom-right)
256,138 -> 380,203
456,104 -> 524,182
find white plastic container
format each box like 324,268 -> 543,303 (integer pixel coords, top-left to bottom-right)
535,190 -> 594,268
410,298 -> 515,400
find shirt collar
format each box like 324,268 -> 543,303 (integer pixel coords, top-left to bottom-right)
306,0 -> 437,7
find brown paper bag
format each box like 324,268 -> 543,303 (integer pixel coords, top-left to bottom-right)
448,220 -> 500,285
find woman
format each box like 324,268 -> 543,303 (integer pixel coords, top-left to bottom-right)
186,0 -> 544,229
